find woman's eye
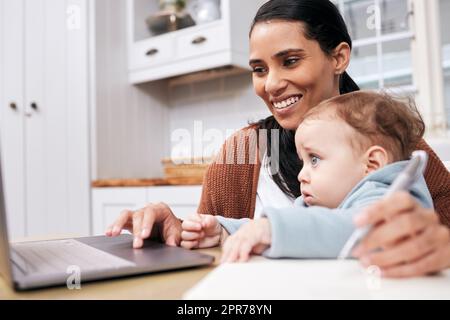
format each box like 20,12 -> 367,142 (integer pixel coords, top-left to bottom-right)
252,66 -> 266,74
311,156 -> 320,167
284,58 -> 299,67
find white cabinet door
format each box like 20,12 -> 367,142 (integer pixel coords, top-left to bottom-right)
24,0 -> 90,237
0,0 -> 26,238
146,186 -> 202,220
92,188 -> 148,235
0,0 -> 91,238
24,0 -> 48,236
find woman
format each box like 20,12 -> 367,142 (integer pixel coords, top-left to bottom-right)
107,0 -> 450,277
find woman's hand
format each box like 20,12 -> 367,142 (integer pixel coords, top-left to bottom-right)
180,214 -> 226,249
220,218 -> 272,263
105,202 -> 182,249
352,192 -> 450,278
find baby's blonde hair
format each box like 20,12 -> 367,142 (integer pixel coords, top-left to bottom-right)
300,91 -> 425,162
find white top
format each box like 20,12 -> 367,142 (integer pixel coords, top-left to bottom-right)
253,153 -> 295,218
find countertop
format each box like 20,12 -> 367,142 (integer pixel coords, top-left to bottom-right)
92,177 -> 203,188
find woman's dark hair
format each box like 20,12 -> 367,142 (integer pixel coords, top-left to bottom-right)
252,0 -> 360,198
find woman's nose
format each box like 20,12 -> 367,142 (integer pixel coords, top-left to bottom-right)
265,70 -> 288,96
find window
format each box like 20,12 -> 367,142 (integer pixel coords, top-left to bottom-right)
335,0 -> 414,91
440,0 -> 450,131
334,0 -> 448,137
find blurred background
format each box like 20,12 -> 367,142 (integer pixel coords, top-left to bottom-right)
0,0 -> 449,240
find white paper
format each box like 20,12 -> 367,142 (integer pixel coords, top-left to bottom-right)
184,257 -> 450,300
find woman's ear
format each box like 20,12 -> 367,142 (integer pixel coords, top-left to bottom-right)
332,42 -> 351,75
363,146 -> 390,175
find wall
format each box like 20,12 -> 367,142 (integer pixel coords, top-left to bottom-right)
167,73 -> 270,158
93,0 -> 169,179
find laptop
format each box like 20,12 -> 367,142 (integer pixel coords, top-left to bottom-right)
0,153 -> 214,291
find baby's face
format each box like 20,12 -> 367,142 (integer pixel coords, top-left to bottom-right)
295,117 -> 367,208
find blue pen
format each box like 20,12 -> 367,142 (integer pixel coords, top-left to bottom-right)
337,150 -> 428,260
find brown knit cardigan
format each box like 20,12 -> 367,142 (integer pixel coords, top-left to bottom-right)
197,126 -> 450,228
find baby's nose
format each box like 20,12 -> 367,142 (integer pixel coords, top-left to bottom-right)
298,167 -> 310,184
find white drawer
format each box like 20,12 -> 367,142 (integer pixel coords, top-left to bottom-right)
129,36 -> 175,70
146,186 -> 202,206
175,25 -> 228,60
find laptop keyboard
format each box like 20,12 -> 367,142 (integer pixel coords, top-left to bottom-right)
11,239 -> 136,275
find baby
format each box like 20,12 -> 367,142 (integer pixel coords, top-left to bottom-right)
180,91 -> 433,262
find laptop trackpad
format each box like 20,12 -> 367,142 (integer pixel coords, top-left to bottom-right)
76,234 -> 213,270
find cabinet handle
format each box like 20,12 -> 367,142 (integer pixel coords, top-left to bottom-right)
192,36 -> 207,45
9,102 -> 18,111
145,48 -> 159,56
30,102 -> 38,111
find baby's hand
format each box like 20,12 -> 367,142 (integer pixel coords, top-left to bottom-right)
181,214 -> 225,249
220,218 -> 272,263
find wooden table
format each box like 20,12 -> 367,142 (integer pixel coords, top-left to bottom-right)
0,238 -> 220,300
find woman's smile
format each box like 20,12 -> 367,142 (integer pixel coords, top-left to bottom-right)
271,94 -> 303,116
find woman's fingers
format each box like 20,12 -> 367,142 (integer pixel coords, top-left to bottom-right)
108,210 -> 133,237
132,211 -> 144,248
354,192 -> 418,227
141,206 -> 157,239
359,224 -> 448,269
381,242 -> 450,278
354,210 -> 438,256
105,226 -> 113,237
106,202 -> 182,249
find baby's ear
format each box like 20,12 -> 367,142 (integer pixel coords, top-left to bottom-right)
364,146 -> 389,175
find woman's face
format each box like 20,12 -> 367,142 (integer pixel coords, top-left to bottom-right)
250,21 -> 341,130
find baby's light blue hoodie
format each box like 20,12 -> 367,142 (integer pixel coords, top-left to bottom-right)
216,161 -> 433,259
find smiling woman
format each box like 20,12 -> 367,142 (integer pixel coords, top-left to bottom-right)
249,23 -> 348,131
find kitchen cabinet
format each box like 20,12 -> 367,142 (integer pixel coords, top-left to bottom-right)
127,0 -> 266,83
0,0 -> 90,238
92,186 -> 202,235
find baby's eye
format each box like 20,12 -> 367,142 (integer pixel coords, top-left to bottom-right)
311,156 -> 321,167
